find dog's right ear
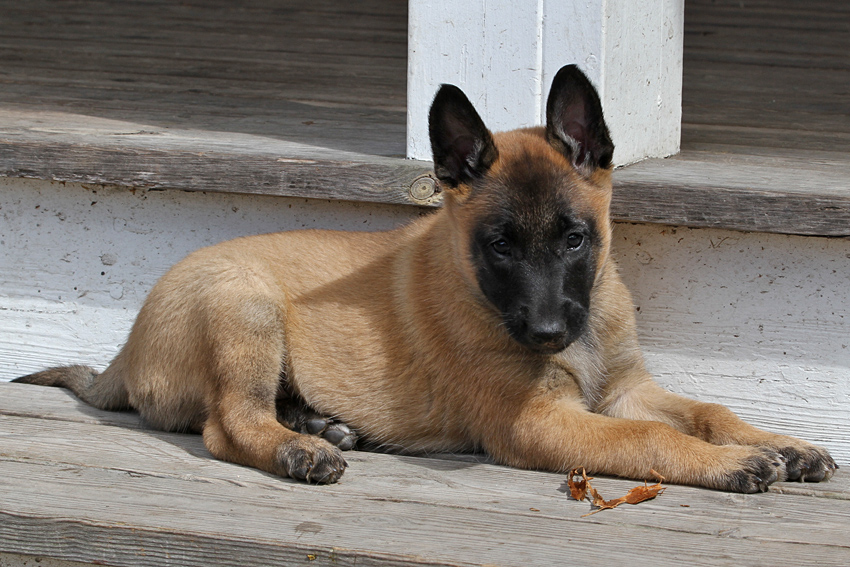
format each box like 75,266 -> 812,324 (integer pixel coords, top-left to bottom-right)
428,85 -> 498,188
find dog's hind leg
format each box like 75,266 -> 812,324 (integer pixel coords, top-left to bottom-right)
200,292 -> 347,484
275,391 -> 358,451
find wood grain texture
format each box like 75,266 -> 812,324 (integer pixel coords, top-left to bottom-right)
2,109 -> 848,235
614,0 -> 850,236
0,107 -> 435,207
612,155 -> 850,236
0,138 -> 433,207
1,383 -> 849,567
1,0 -> 848,235
0,552 -> 93,567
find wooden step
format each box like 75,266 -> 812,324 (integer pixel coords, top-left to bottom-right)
2,382 -> 848,567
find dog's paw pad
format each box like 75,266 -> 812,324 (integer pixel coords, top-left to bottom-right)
323,423 -> 358,451
302,419 -> 358,451
276,398 -> 358,450
305,418 -> 329,435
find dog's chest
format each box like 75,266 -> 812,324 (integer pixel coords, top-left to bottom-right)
547,344 -> 607,410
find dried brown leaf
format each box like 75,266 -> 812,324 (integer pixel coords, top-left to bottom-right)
569,468 -> 667,517
622,483 -> 666,504
587,482 -> 608,508
567,468 -> 590,501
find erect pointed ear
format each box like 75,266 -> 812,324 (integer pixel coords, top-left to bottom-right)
428,84 -> 499,188
546,65 -> 614,174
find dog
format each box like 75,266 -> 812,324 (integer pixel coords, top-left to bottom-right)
15,65 -> 837,491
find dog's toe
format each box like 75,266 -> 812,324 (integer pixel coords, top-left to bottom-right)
323,422 -> 358,450
718,447 -> 785,493
276,436 -> 347,484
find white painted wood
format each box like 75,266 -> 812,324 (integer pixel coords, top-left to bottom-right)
1,176 -> 847,465
612,223 -> 850,464
600,0 -> 684,164
406,0 -> 684,165
0,177 -> 419,378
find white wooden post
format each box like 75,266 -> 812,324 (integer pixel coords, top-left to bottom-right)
407,0 -> 684,167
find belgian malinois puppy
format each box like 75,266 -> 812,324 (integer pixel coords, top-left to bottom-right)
15,65 -> 837,491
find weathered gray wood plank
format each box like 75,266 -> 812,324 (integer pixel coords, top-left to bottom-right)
0,0 -> 848,236
1,383 -> 849,567
3,461 -> 850,567
0,382 -> 145,430
3,384 -> 848,500
3,110 -> 847,235
612,154 -> 850,236
681,0 -> 850,140
0,139 -> 433,207
0,109 -> 435,207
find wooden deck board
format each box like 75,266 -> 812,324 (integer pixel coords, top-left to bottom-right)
1,0 -> 848,235
1,383 -> 849,567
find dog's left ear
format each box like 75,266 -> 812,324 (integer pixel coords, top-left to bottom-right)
429,84 -> 499,188
546,65 -> 614,174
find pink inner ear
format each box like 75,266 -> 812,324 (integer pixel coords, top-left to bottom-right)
557,96 -> 592,165
441,134 -> 476,179
562,95 -> 589,127
545,65 -> 613,171
450,134 -> 476,160
565,121 -> 586,142
564,121 -> 588,166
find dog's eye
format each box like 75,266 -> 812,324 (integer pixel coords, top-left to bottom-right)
491,239 -> 511,256
566,233 -> 584,249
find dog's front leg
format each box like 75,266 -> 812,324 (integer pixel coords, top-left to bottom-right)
482,395 -> 788,492
199,295 -> 348,484
599,377 -> 837,483
202,373 -> 348,484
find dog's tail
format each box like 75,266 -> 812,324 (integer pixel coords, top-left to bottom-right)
13,365 -> 129,411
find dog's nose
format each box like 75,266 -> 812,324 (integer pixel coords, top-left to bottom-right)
527,320 -> 567,345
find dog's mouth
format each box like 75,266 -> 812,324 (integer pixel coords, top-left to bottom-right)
505,324 -> 578,354
526,340 -> 572,355
525,333 -> 579,354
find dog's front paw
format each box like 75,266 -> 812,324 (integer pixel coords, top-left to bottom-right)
769,440 -> 837,482
715,446 -> 786,493
276,436 -> 347,484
